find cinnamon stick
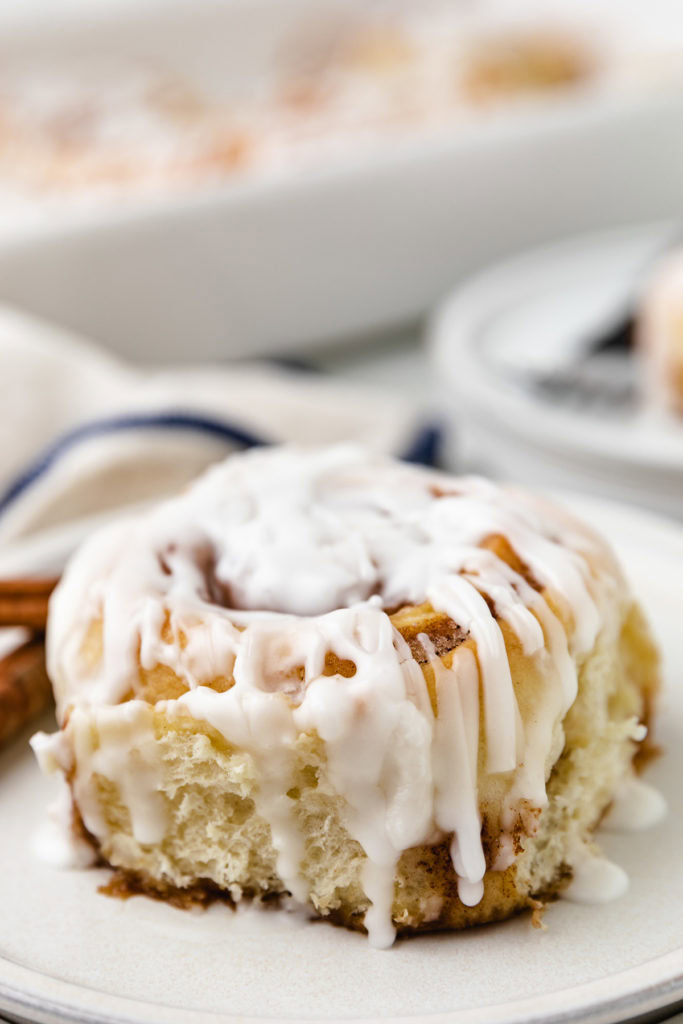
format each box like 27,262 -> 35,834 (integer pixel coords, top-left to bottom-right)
0,577 -> 58,630
0,636 -> 52,747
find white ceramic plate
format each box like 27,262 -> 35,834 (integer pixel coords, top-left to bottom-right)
429,223 -> 683,518
0,494 -> 682,1024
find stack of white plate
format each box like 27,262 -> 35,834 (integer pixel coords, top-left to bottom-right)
429,223 -> 683,520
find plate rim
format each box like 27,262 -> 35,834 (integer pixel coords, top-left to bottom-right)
1,937 -> 682,1024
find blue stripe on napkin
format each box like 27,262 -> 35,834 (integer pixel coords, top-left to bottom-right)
0,412 -> 443,521
0,411 -> 267,518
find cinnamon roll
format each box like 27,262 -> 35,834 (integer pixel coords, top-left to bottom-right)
33,445 -> 660,946
638,249 -> 683,416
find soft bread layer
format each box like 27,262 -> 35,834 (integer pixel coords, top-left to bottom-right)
62,600 -> 656,933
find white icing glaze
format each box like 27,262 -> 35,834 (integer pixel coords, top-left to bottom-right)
40,444 -> 646,946
30,777 -> 98,870
563,844 -> 629,905
30,731 -> 96,869
602,772 -> 667,831
424,638 -> 485,906
69,703 -> 168,848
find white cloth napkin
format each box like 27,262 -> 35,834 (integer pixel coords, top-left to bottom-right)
0,305 -> 436,577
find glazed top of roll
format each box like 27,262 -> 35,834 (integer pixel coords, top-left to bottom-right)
46,444 -> 629,943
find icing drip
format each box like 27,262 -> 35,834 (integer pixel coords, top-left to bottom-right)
170,684 -> 309,904
41,444 -> 644,945
564,844 -> 629,905
69,703 -> 168,847
424,638 -> 485,907
30,732 -> 96,869
602,773 -> 667,831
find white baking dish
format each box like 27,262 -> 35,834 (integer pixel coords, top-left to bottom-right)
2,0 -> 683,361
